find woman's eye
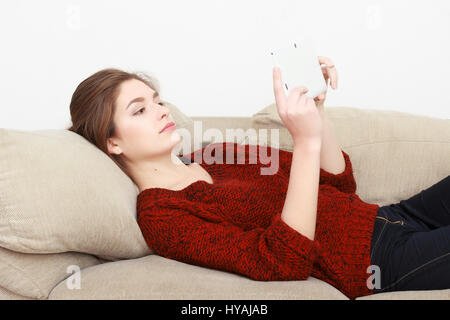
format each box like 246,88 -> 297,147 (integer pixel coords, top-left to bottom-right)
134,102 -> 164,115
135,108 -> 145,115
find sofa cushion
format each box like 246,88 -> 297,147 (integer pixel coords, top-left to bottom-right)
0,128 -> 152,260
48,255 -> 348,299
0,286 -> 34,300
0,246 -> 100,299
251,105 -> 450,206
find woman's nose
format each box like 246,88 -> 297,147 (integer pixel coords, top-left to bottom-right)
160,107 -> 171,120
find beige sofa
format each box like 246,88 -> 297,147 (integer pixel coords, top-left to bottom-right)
1,102 -> 449,300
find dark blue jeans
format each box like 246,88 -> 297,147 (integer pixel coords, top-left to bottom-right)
370,175 -> 450,293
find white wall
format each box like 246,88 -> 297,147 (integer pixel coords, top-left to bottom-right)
1,0 -> 449,131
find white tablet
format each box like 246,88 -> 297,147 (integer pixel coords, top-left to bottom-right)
270,37 -> 327,99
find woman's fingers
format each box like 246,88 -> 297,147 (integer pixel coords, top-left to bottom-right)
273,67 -> 312,113
318,56 -> 338,89
314,92 -> 326,102
290,86 -> 309,106
273,67 -> 287,111
321,66 -> 330,86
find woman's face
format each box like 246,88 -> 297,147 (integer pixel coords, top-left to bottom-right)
107,79 -> 181,162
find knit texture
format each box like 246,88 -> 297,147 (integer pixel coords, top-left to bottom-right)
137,142 -> 380,300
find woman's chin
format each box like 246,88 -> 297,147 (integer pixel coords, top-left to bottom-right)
168,130 -> 182,144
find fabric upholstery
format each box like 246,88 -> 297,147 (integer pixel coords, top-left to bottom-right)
49,254 -> 348,299
0,128 -> 151,259
0,246 -> 100,299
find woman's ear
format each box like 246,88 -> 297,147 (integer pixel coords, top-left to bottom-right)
107,137 -> 122,155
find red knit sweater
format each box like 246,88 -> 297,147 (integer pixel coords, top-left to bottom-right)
137,142 -> 380,300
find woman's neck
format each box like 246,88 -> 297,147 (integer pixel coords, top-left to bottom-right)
132,155 -> 197,192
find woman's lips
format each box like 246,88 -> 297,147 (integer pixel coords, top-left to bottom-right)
160,122 -> 176,133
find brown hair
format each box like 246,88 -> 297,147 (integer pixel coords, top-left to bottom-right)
67,68 -> 160,182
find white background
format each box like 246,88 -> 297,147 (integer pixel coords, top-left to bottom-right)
1,0 -> 449,131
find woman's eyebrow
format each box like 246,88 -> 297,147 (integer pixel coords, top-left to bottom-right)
126,92 -> 159,110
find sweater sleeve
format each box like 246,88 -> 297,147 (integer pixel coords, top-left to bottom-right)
318,150 -> 357,194
270,146 -> 356,194
202,142 -> 356,194
137,201 -> 318,281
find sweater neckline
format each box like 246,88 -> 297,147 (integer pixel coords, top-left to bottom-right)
137,160 -> 227,199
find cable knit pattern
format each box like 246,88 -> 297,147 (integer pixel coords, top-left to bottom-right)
137,142 -> 380,300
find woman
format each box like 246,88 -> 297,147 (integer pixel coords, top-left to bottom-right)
67,58 -> 450,300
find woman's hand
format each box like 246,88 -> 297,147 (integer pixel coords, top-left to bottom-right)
314,56 -> 338,114
272,66 -> 323,149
